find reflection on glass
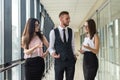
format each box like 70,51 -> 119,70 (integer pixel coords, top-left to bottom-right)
115,19 -> 118,36
114,19 -> 120,80
98,19 -> 120,80
41,15 -> 44,32
106,19 -> 120,80
0,0 -> 2,65
108,22 -> 115,63
0,0 -> 2,80
26,0 -> 30,21
114,19 -> 119,64
0,0 -> 4,79
12,0 -> 21,80
34,0 -> 37,18
111,0 -> 120,21
104,25 -> 107,60
12,0 -> 21,61
12,65 -> 21,80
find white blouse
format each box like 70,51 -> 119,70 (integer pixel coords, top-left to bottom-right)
82,36 -> 95,51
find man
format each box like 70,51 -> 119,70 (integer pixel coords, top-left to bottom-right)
49,11 -> 76,80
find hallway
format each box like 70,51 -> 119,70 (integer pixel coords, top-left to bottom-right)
0,0 -> 120,80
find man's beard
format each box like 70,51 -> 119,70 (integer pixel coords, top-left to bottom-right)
63,23 -> 69,27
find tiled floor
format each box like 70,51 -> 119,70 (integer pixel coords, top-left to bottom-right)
42,55 -> 84,80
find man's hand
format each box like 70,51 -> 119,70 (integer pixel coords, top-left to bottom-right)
52,53 -> 60,59
74,55 -> 77,61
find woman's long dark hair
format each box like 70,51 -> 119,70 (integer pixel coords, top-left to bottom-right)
86,19 -> 97,39
22,18 -> 43,49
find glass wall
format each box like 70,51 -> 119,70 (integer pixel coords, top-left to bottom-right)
41,15 -> 45,32
0,0 -> 54,80
12,0 -> 21,61
34,0 -> 37,18
97,2 -> 111,80
0,0 -> 2,65
98,19 -> 120,80
97,0 -> 120,80
26,0 -> 30,21
12,0 -> 21,80
111,0 -> 120,21
80,0 -> 120,80
0,0 -> 4,80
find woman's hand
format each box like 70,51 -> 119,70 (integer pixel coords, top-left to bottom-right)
35,43 -> 43,48
41,52 -> 48,58
24,43 -> 42,55
83,34 -> 100,54
83,44 -> 91,50
41,35 -> 49,58
78,48 -> 84,54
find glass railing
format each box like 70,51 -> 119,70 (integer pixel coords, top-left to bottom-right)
0,59 -> 25,80
0,57 -> 54,80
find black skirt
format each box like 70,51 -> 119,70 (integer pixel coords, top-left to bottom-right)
83,51 -> 98,80
25,56 -> 45,80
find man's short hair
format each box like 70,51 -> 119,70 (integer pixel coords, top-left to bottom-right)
59,11 -> 69,17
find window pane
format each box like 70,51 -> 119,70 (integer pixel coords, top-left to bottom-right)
0,0 -> 4,79
34,0 -> 37,18
12,0 -> 21,80
114,19 -> 119,64
114,19 -> 120,80
26,0 -> 30,21
0,0 -> 1,79
12,0 -> 21,61
0,0 -> 2,65
41,15 -> 44,32
111,0 -> 120,21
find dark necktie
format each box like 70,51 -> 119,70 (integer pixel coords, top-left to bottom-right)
63,29 -> 66,43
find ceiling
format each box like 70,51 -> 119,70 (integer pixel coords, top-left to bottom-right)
40,0 -> 97,32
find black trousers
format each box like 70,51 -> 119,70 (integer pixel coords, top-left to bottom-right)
83,51 -> 98,80
25,56 -> 45,80
54,59 -> 76,80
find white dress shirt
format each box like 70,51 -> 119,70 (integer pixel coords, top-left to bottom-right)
48,26 -> 75,55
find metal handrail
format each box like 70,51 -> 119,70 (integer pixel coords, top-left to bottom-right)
0,59 -> 25,73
